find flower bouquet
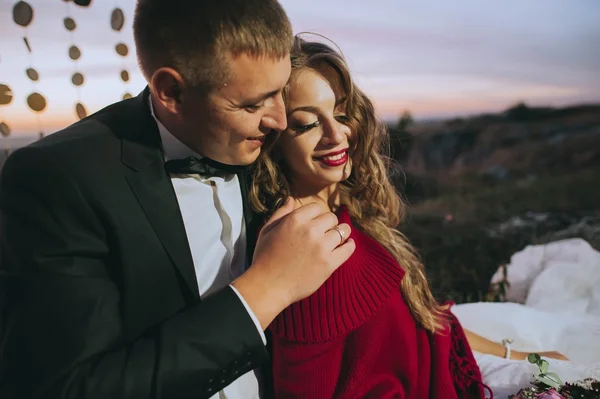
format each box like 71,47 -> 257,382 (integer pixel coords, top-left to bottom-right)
509,354 -> 600,398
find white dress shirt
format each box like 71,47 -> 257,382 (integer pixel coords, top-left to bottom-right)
150,97 -> 265,399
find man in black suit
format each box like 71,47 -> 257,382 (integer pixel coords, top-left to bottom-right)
0,1 -> 355,398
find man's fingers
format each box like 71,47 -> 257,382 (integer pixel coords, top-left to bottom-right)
325,223 -> 351,247
312,211 -> 340,232
330,238 -> 356,271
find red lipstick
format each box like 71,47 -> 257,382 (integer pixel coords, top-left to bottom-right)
315,148 -> 349,167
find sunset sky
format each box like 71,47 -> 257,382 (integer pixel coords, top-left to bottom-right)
1,0 -> 599,137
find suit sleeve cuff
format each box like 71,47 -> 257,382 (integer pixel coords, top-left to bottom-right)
229,284 -> 267,345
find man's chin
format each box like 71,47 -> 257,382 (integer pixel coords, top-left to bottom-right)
220,147 -> 261,167
239,141 -> 264,161
239,147 -> 262,165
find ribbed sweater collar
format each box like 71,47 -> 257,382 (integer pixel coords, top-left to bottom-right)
269,206 -> 405,342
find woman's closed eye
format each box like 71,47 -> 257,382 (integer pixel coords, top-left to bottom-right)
292,120 -> 321,133
335,114 -> 350,124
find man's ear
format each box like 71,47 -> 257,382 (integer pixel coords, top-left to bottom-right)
172,85 -> 182,104
150,67 -> 185,113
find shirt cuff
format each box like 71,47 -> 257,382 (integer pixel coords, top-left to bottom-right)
229,284 -> 267,346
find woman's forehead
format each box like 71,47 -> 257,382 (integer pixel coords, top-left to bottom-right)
290,65 -> 347,103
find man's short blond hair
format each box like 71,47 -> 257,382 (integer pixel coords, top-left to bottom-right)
133,0 -> 293,91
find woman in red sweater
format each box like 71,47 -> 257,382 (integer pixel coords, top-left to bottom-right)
250,36 -> 492,399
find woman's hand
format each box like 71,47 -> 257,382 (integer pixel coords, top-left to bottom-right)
512,350 -> 569,361
536,351 -> 569,361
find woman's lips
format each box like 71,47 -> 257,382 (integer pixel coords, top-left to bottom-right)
316,150 -> 348,167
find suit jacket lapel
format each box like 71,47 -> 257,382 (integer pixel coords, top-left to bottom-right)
118,88 -> 199,301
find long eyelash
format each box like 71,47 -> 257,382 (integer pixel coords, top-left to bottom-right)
295,121 -> 320,133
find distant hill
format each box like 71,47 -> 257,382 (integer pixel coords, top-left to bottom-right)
389,103 -> 600,180
386,103 -> 600,303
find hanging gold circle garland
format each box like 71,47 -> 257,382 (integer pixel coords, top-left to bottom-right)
68,45 -> 81,60
64,17 -> 76,31
0,54 -> 11,139
75,102 -> 87,119
73,0 -> 92,7
0,84 -> 13,106
71,72 -> 84,86
115,43 -> 129,57
0,121 -> 10,138
27,92 -> 47,112
13,0 -> 46,137
26,67 -> 39,81
64,1 -> 87,121
0,55 -> 11,139
111,8 -> 125,32
0,85 -> 10,138
12,1 -> 33,27
112,4 -> 132,100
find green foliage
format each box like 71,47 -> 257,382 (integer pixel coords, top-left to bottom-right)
527,353 -> 563,390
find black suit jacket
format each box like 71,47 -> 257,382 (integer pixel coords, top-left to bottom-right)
0,88 -> 267,398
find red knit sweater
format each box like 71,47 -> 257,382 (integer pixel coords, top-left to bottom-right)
268,207 -> 491,399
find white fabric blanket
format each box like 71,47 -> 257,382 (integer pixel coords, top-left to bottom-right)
452,238 -> 600,397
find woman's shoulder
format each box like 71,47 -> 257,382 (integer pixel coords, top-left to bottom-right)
269,204 -> 406,342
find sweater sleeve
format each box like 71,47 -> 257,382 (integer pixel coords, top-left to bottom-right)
270,336 -> 344,399
447,309 -> 492,399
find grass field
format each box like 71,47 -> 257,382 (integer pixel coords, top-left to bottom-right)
399,167 -> 600,303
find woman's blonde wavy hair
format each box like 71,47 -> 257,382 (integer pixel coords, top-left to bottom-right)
249,35 -> 447,333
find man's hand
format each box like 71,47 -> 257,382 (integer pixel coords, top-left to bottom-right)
232,198 -> 355,329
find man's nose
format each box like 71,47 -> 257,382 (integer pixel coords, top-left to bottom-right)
261,94 -> 287,132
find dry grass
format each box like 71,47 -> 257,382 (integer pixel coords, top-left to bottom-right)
399,167 -> 600,303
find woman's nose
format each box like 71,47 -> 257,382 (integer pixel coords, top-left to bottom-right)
321,119 -> 347,146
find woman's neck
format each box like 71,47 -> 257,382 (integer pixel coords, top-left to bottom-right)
292,183 -> 342,212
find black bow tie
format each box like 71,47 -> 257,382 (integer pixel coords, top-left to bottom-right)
164,156 -> 249,178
